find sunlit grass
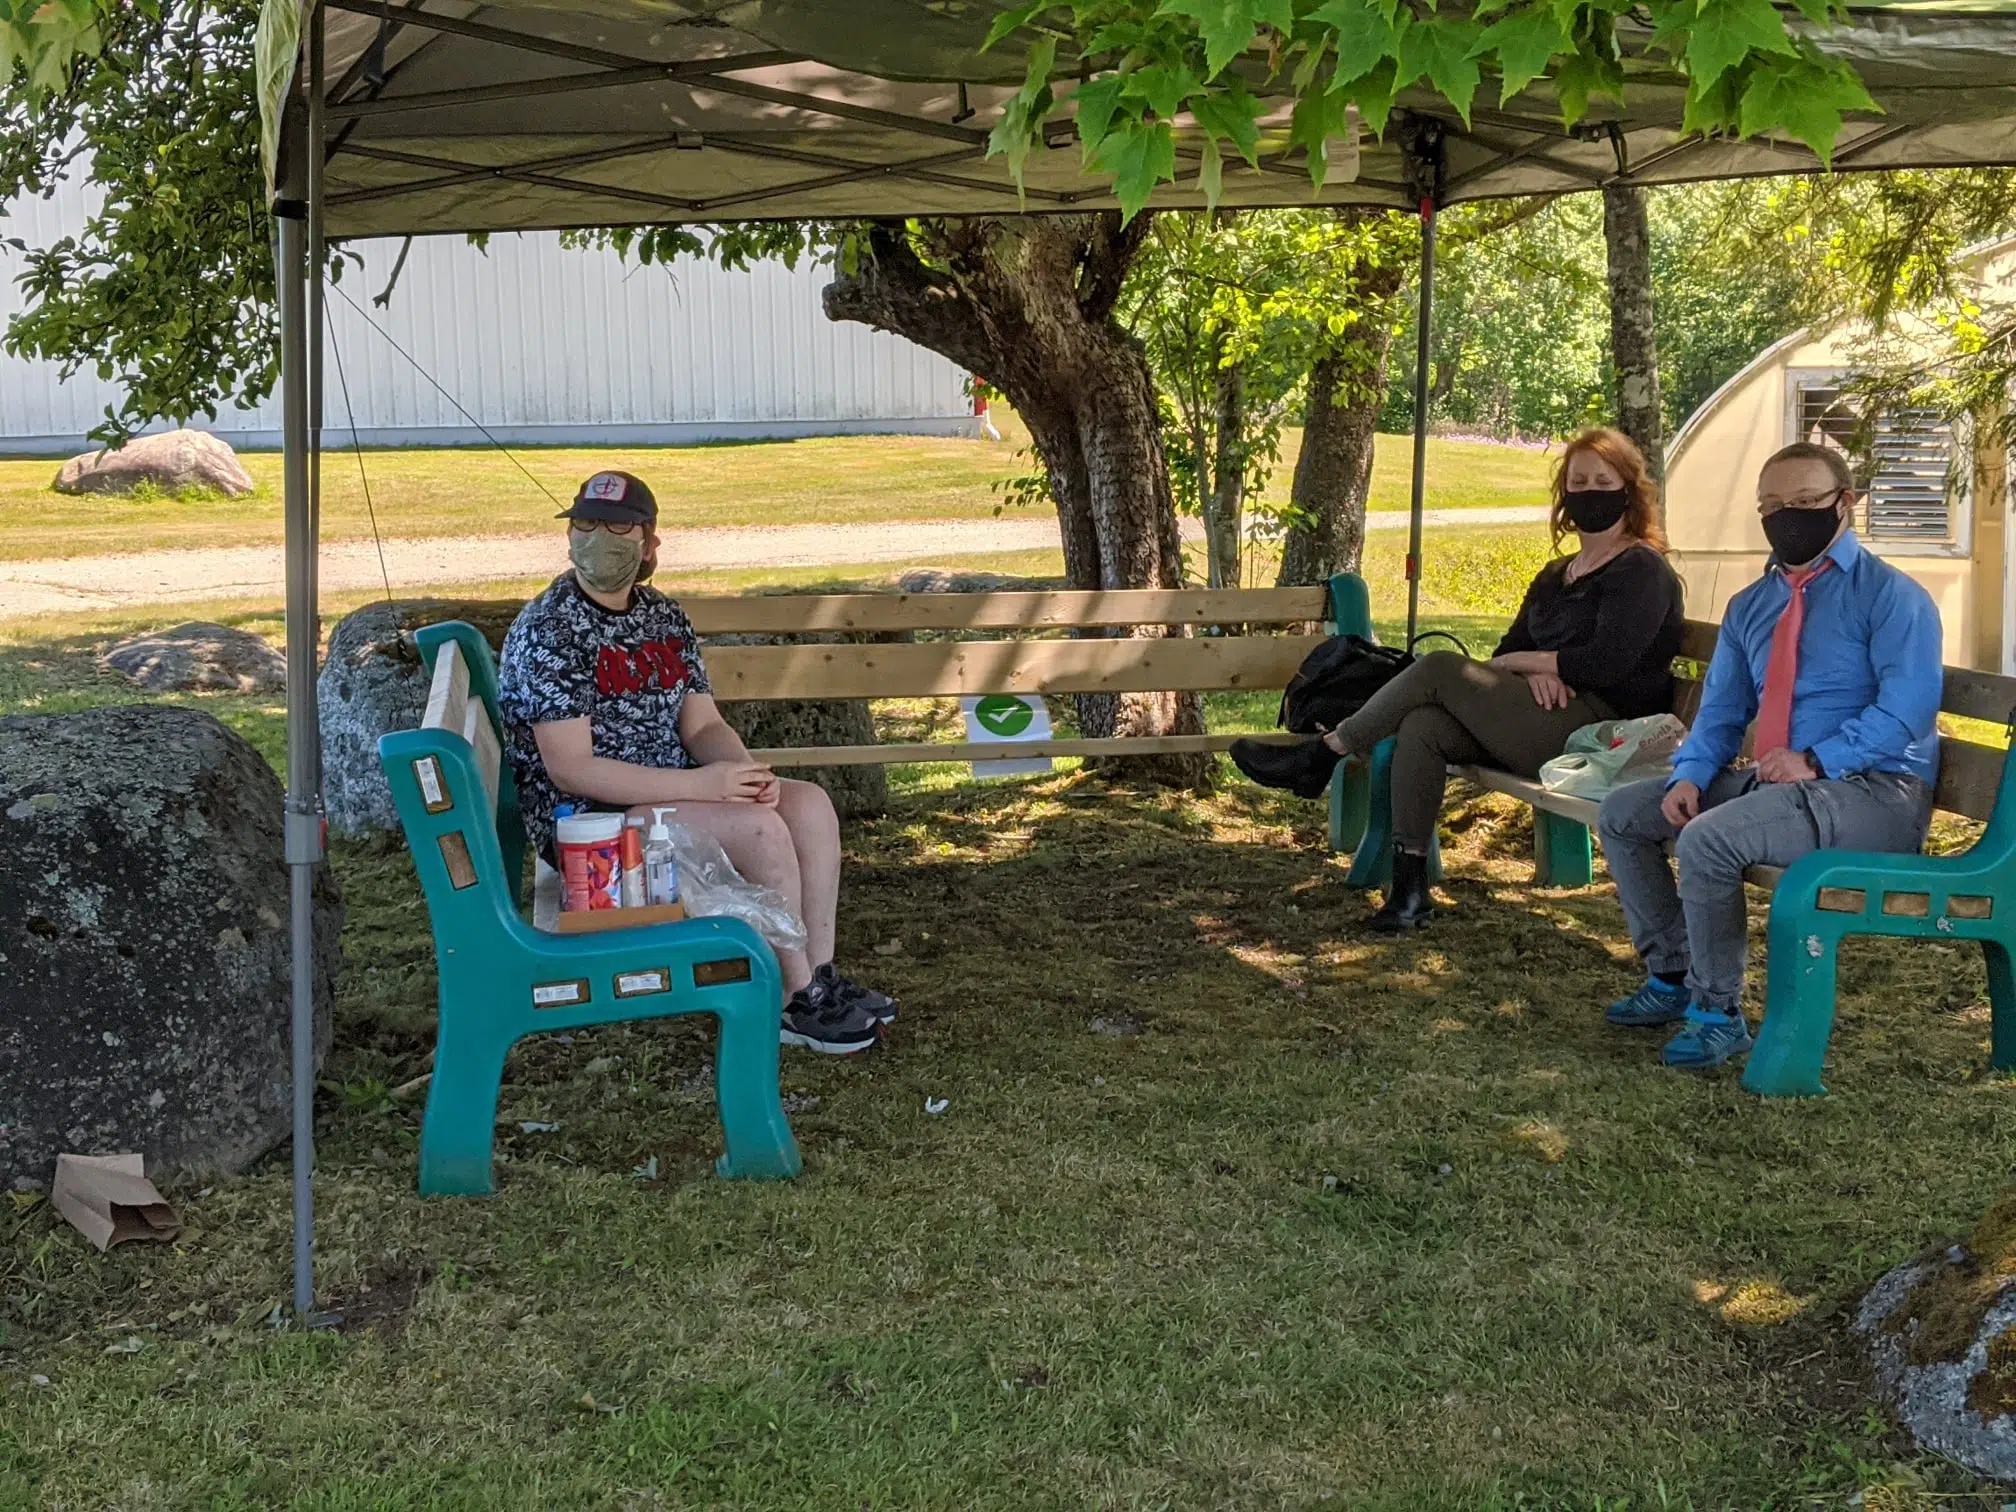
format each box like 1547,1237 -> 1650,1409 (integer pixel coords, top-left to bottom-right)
0,416 -> 1554,563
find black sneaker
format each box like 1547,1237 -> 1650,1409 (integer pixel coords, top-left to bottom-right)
1229,736 -> 1341,800
813,962 -> 897,1025
779,982 -> 881,1055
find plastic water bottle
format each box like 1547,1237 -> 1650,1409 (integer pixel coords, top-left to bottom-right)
644,807 -> 680,907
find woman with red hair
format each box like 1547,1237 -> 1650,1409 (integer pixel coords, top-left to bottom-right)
1235,426 -> 1684,933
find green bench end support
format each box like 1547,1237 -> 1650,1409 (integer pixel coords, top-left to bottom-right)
1747,774 -> 2016,1097
379,626 -> 801,1192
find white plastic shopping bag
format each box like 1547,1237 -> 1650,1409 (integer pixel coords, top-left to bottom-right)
1538,713 -> 1688,800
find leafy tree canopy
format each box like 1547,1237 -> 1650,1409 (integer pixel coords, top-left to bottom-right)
1,0 -> 270,442
984,0 -> 1876,218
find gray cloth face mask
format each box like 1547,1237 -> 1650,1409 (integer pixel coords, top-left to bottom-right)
569,528 -> 643,595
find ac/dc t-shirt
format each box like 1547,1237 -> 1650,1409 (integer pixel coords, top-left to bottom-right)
496,572 -> 712,860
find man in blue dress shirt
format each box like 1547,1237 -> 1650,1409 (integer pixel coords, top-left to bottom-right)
1595,441 -> 1944,1069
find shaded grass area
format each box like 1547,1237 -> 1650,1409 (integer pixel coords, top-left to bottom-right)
7,529 -> 2014,1505
5,773 -> 2013,1508
0,421 -> 1553,563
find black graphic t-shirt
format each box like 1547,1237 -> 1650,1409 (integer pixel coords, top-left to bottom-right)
497,572 -> 712,859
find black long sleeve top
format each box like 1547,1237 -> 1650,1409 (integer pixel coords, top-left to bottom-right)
1492,543 -> 1685,718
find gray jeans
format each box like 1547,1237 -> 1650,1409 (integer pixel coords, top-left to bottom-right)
1596,768 -> 1931,1012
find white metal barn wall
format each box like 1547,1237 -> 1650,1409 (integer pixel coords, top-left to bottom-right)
0,179 -> 977,453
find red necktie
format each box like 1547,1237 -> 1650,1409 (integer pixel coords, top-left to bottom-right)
1753,559 -> 1833,757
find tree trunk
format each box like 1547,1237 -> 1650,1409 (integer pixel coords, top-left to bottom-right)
1278,350 -> 1381,587
1278,210 -> 1406,591
823,216 -> 1208,787
1206,358 -> 1247,589
1603,183 -> 1665,494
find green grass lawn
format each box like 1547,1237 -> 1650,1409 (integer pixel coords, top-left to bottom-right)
0,418 -> 1555,564
6,529 -> 2009,1507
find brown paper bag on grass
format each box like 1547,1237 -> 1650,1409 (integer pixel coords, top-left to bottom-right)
51,1153 -> 181,1252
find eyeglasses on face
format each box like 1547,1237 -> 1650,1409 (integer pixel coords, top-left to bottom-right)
1756,488 -> 1847,517
569,518 -> 642,536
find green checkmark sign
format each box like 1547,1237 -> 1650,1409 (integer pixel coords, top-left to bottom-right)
974,695 -> 1035,737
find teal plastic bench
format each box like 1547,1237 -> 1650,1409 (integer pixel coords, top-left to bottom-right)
376,619 -> 800,1194
1748,729 -> 2016,1095
1333,599 -> 2016,1095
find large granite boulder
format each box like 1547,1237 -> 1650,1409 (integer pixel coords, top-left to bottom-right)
101,622 -> 287,695
895,568 -> 1062,595
0,705 -> 342,1190
1858,1196 -> 2016,1483
321,600 -> 443,837
54,428 -> 255,498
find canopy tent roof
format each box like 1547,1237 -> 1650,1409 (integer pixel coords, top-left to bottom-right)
264,1 -> 2016,240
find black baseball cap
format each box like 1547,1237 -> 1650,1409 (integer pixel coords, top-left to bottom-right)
558,470 -> 657,526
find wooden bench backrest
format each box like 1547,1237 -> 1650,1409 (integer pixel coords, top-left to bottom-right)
421,638 -> 503,819
1676,617 -> 2013,823
683,587 -> 1331,703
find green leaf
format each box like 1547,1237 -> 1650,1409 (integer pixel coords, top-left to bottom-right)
985,34 -> 1057,187
1684,0 -> 1796,90
1678,64 -> 1743,136
1196,131 -> 1224,208
1289,85 -> 1353,188
1308,0 -> 1401,84
1394,16 -> 1483,121
1737,52 -> 1880,166
1096,117 -> 1178,220
1154,0 -> 1268,77
1783,0 -> 1839,24
1132,61 -> 1202,119
1336,57 -> 1399,137
1072,75 -> 1128,164
1191,87 -> 1265,166
1552,47 -> 1622,128
1473,5 -> 1570,103
983,1 -> 1049,51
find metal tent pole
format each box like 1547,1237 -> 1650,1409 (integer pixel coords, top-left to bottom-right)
275,12 -> 329,1327
1403,121 -> 1445,649
1405,195 -> 1436,648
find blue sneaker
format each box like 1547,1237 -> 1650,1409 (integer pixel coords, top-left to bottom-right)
1660,1006 -> 1754,1070
1605,975 -> 1691,1028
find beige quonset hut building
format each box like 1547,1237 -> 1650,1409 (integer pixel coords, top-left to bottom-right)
1665,237 -> 2016,672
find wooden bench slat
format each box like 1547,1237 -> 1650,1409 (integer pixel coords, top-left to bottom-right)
1941,666 -> 2016,728
1678,619 -> 1720,664
684,587 -> 1331,635
421,639 -> 469,736
705,633 -> 1328,702
1933,737 -> 2004,821
463,696 -> 502,814
751,732 -> 1301,768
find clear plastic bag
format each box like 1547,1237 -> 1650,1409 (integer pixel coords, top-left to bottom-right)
663,820 -> 809,955
1539,713 -> 1688,799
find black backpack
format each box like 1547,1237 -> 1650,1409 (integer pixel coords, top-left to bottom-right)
1278,631 -> 1471,734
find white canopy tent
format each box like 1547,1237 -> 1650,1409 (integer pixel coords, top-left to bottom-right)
259,0 -> 2016,1320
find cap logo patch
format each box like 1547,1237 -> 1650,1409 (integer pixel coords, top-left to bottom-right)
583,472 -> 629,501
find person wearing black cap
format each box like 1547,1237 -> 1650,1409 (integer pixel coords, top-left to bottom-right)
496,469 -> 897,1056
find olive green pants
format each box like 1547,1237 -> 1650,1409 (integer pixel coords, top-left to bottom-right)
1333,651 -> 1615,852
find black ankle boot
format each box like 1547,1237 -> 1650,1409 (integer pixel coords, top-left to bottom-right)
1229,736 -> 1342,800
1369,847 -> 1435,933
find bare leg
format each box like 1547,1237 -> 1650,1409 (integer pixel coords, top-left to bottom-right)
628,798 -> 812,995
774,780 -> 840,970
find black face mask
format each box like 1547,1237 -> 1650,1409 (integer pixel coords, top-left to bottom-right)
1564,486 -> 1630,534
1761,498 -> 1844,568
